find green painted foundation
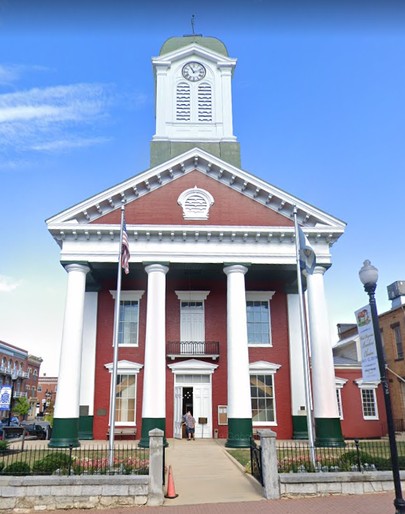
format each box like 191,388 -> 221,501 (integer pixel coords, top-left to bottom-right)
315,417 -> 345,447
78,415 -> 93,440
225,418 -> 252,448
49,417 -> 80,448
292,415 -> 309,440
138,417 -> 167,448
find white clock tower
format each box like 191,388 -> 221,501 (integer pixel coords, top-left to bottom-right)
150,36 -> 241,168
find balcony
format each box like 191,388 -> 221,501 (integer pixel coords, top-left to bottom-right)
167,341 -> 220,361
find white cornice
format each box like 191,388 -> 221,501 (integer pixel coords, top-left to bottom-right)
46,148 -> 346,233
152,43 -> 237,67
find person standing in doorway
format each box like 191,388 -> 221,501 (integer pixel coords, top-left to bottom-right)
183,410 -> 196,440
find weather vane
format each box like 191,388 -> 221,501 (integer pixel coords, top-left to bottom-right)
184,14 -> 202,37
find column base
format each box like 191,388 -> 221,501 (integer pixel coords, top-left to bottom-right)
138,418 -> 167,448
78,415 -> 93,440
315,417 -> 345,447
49,418 -> 80,448
225,418 -> 252,448
292,415 -> 308,439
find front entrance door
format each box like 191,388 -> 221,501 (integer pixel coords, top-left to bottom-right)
173,376 -> 212,438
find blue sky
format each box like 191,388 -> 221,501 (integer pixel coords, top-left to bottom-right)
1,1 -> 405,375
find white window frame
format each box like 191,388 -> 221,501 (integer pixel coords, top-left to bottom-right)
335,377 -> 347,420
355,379 -> 379,420
246,292 -> 275,347
110,290 -> 144,347
105,360 -> 143,427
175,291 -> 210,343
249,361 -> 281,426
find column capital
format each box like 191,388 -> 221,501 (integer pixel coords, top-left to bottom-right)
65,263 -> 90,275
223,264 -> 248,276
144,263 -> 169,275
311,265 -> 327,277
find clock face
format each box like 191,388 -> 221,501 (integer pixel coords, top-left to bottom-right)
182,62 -> 206,82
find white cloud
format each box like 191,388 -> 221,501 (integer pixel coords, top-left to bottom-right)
0,275 -> 21,293
0,83 -> 112,155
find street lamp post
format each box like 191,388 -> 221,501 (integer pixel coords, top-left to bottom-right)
359,260 -> 405,514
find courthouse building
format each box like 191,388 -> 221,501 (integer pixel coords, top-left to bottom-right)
47,34 -> 348,448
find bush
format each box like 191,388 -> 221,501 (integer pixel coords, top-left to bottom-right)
0,440 -> 9,454
339,450 -> 374,466
398,456 -> 405,470
2,461 -> 31,475
32,452 -> 72,475
368,456 -> 391,471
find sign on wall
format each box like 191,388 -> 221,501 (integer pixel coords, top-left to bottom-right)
0,385 -> 12,411
355,305 -> 380,382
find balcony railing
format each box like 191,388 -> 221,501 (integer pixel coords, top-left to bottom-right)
0,367 -> 30,379
167,341 -> 220,360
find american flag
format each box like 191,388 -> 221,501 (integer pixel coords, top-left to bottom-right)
121,219 -> 130,275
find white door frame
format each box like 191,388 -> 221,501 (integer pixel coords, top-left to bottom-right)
169,359 -> 218,439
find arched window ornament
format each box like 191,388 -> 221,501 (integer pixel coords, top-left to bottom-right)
177,186 -> 215,220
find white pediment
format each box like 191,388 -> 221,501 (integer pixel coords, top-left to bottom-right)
47,147 -> 345,230
168,359 -> 218,374
152,43 -> 237,68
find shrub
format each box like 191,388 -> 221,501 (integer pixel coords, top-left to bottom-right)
339,450 -> 374,466
0,440 -> 9,454
398,456 -> 405,469
32,452 -> 73,475
2,461 -> 31,475
368,456 -> 391,471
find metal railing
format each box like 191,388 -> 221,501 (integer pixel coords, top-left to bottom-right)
167,341 -> 220,358
276,439 -> 405,473
250,438 -> 263,485
0,444 -> 149,476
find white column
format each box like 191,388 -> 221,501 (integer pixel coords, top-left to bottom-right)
54,264 -> 89,421
142,264 -> 169,419
287,294 -> 307,415
80,292 -> 98,416
306,266 -> 339,419
223,265 -> 251,420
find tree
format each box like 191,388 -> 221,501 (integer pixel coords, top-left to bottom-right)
13,396 -> 31,420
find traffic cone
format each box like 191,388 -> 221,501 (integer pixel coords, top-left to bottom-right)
165,465 -> 178,499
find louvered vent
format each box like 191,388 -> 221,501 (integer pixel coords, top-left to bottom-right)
198,83 -> 212,122
176,82 -> 191,121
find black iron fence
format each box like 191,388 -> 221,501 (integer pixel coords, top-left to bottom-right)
277,439 -> 405,473
250,438 -> 263,485
167,341 -> 220,357
0,444 -> 149,476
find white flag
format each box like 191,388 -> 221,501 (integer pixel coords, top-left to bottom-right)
298,226 -> 316,274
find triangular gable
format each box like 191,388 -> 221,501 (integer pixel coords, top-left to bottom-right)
47,147 -> 345,231
152,43 -> 237,69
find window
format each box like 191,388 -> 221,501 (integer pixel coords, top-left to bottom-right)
246,292 -> 275,346
37,385 -> 42,392
336,389 -> 343,419
116,374 -> 136,423
104,360 -> 143,427
176,292 -> 210,350
249,361 -> 281,425
392,323 -> 404,360
197,83 -> 212,122
33,369 -> 38,376
335,378 -> 347,420
218,405 -> 228,426
361,389 -> 378,419
356,380 -> 379,420
250,374 -> 275,422
176,82 -> 191,121
110,291 -> 144,346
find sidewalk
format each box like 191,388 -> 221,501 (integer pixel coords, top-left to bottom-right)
163,438 -> 263,505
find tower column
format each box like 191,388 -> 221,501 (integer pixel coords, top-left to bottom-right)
223,264 -> 252,448
49,263 -> 90,448
306,266 -> 344,447
139,263 -> 169,448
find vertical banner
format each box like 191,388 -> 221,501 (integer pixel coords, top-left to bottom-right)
355,305 -> 380,382
0,385 -> 12,411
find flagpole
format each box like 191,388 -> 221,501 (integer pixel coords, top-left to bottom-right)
108,201 -> 126,468
293,206 -> 316,469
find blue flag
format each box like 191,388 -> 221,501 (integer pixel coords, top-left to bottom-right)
298,226 -> 316,274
